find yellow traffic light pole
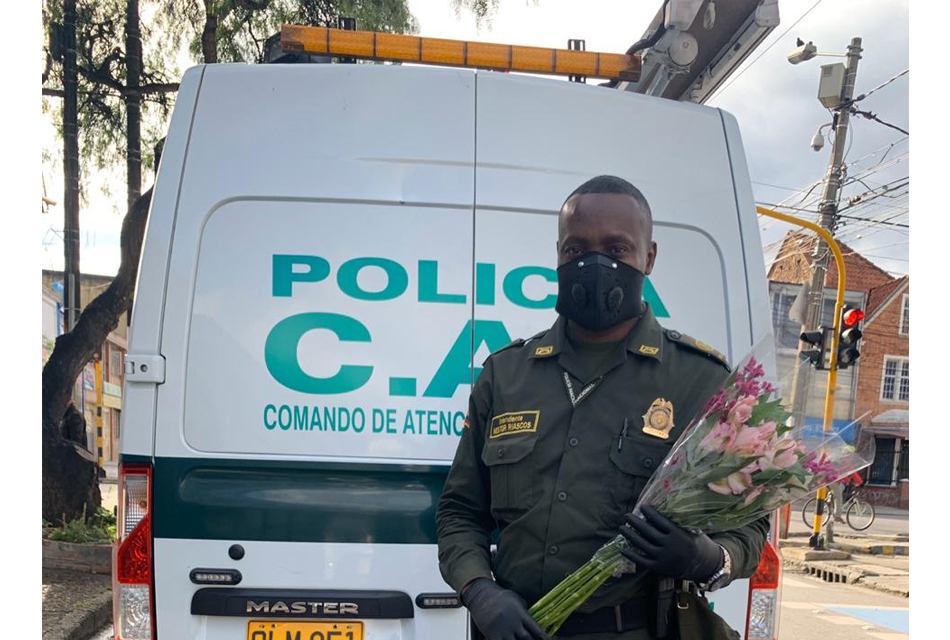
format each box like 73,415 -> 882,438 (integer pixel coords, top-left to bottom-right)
756,206 -> 846,546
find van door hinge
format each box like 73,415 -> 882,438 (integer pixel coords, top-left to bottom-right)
125,354 -> 166,384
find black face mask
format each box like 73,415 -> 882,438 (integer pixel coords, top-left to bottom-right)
556,252 -> 646,331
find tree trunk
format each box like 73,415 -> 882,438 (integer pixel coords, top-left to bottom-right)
42,189 -> 153,525
202,1 -> 219,63
126,0 -> 142,211
63,0 -> 81,332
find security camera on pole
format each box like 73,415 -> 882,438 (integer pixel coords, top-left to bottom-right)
785,36 -> 863,549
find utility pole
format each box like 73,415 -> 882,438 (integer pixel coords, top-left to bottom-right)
788,37 -> 863,421
63,0 -> 81,331
786,37 -> 862,549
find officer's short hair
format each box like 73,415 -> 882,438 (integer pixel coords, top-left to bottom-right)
561,175 -> 653,235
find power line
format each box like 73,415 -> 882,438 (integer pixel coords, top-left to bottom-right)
843,69 -> 909,107
836,212 -> 908,228
709,0 -> 826,101
850,107 -> 909,135
755,202 -> 819,214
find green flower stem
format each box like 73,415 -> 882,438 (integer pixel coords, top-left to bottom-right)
544,560 -> 624,635
530,556 -> 610,616
532,553 -> 628,634
530,560 -> 601,614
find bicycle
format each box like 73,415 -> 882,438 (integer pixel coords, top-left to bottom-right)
801,485 -> 876,531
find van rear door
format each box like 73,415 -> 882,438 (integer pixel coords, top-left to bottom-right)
150,64 -> 477,640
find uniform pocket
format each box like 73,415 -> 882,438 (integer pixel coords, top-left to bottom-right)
607,437 -> 673,517
481,435 -> 539,519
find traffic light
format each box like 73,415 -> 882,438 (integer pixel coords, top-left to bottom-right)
799,327 -> 830,369
837,305 -> 865,369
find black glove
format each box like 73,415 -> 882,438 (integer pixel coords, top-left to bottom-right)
618,505 -> 723,583
461,577 -> 550,640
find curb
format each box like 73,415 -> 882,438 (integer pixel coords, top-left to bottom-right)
49,590 -> 112,640
782,558 -> 909,597
783,558 -> 863,584
43,539 -> 113,574
828,541 -> 909,556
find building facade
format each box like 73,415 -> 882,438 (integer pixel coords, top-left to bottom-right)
854,278 -> 909,507
767,233 -> 909,507
42,270 -> 128,466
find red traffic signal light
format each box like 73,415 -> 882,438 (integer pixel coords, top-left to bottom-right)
837,306 -> 865,369
843,308 -> 865,327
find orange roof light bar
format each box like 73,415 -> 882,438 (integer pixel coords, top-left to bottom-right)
281,25 -> 641,82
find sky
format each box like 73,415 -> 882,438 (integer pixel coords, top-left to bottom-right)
40,0 -> 910,278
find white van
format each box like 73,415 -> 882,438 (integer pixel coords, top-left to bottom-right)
114,62 -> 782,640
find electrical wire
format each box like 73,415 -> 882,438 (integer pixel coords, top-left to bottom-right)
849,107 -> 909,135
842,69 -> 909,107
708,0 -> 826,101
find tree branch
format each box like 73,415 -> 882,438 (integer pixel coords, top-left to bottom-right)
139,82 -> 180,94
43,87 -> 66,98
236,0 -> 274,10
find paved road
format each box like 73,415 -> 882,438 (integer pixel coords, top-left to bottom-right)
779,567 -> 909,640
90,626 -> 113,640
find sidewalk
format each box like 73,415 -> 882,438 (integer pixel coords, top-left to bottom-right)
779,538 -> 910,597
42,568 -> 112,640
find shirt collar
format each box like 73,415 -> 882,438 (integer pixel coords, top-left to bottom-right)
528,303 -> 663,362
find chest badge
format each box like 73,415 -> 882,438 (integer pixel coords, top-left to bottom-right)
642,398 -> 674,439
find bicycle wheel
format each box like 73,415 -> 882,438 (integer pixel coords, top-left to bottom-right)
802,497 -> 831,528
847,499 -> 876,531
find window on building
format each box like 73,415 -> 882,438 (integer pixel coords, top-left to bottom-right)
111,349 -> 123,382
898,439 -> 909,481
899,295 -> 909,336
867,436 -> 897,485
881,356 -> 910,402
771,290 -> 799,349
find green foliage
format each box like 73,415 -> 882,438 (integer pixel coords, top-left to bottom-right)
42,1 -> 418,207
750,397 -> 787,426
157,1 -> 417,66
42,506 -> 117,544
452,0 -> 499,27
42,0 -> 178,208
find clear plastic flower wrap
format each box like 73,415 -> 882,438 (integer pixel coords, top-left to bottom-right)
529,336 -> 876,635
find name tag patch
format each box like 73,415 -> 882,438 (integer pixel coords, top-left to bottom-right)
489,411 -> 540,439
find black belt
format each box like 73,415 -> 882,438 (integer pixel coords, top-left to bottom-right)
555,599 -> 650,636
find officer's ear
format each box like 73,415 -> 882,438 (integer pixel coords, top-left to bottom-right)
644,241 -> 658,276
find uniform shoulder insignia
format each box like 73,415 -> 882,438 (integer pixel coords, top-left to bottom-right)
526,329 -> 548,343
493,337 -> 527,355
664,329 -> 731,370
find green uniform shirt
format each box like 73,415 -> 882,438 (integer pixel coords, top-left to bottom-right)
436,304 -> 770,614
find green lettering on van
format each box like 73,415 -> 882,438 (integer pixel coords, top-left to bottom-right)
643,277 -> 669,317
424,320 -> 511,398
475,263 -> 496,305
337,257 -> 408,301
272,254 -> 330,297
264,312 -> 373,394
418,260 -> 466,304
503,266 -> 558,309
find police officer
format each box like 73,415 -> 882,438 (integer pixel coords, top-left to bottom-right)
436,176 -> 769,640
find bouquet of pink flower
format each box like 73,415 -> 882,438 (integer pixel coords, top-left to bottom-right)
529,344 -> 874,636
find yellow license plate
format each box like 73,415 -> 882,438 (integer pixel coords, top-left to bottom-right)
247,620 -> 363,640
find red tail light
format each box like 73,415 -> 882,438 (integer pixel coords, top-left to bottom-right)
113,463 -> 155,639
746,541 -> 781,640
